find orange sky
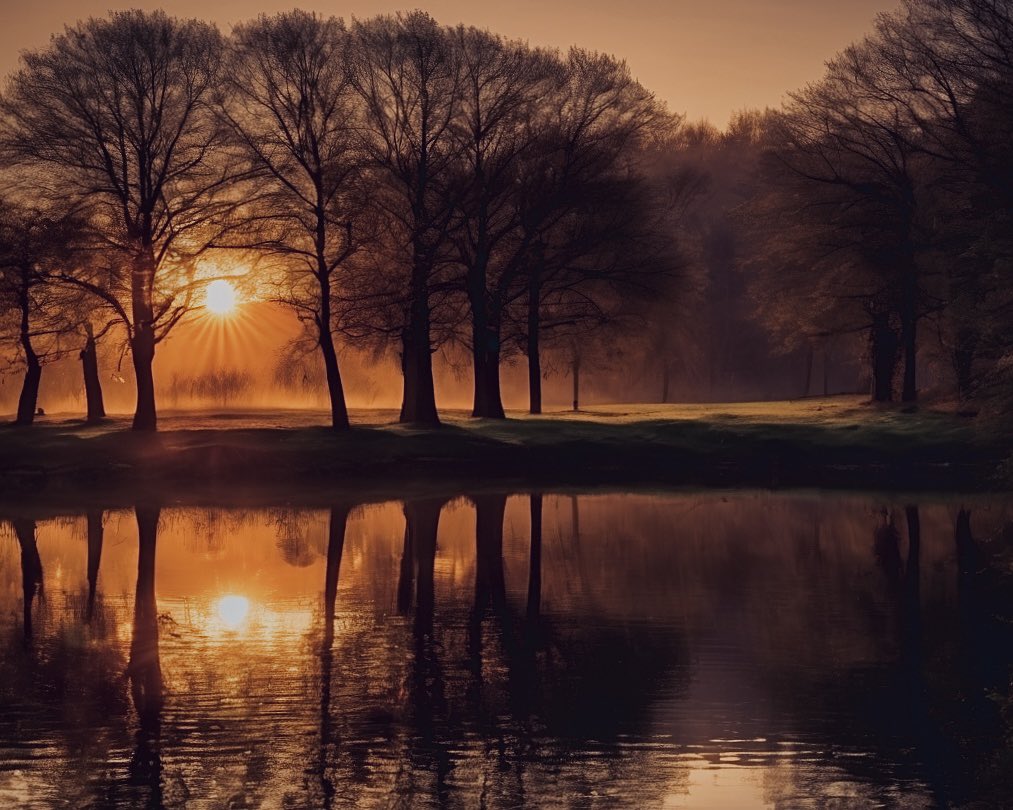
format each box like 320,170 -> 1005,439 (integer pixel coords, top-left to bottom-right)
0,0 -> 898,126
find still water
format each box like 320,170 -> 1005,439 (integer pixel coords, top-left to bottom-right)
1,491 -> 1010,809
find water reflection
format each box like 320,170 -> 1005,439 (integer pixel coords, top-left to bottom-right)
13,518 -> 43,644
0,492 -> 1010,808
85,510 -> 102,623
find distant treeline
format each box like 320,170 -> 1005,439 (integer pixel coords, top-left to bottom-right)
0,1 -> 1010,429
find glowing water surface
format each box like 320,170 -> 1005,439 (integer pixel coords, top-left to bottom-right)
0,492 -> 1009,808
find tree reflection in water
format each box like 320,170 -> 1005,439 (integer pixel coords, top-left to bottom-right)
0,493 -> 1011,808
13,517 -> 43,644
127,506 -> 163,808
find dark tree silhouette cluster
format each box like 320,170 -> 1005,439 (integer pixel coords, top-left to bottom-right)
748,0 -> 1013,406
0,10 -> 680,430
2,2 -> 1011,427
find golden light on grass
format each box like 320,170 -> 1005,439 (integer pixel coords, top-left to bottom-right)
216,594 -> 250,629
205,279 -> 238,315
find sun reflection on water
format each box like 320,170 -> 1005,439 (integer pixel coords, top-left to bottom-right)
216,594 -> 250,630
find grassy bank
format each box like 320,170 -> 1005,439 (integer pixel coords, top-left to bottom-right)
0,396 -> 1008,503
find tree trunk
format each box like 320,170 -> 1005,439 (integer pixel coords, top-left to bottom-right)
527,273 -> 542,415
15,275 -> 41,426
953,327 -> 977,402
130,247 -> 159,432
870,311 -> 899,403
572,355 -> 581,412
16,358 -> 42,426
901,317 -> 918,404
319,324 -> 350,431
471,320 -> 506,418
131,328 -> 157,431
81,335 -> 106,423
480,340 -> 505,419
900,261 -> 919,404
86,510 -> 103,622
823,345 -> 831,396
527,494 -> 543,619
317,266 -> 350,430
802,344 -> 814,398
467,254 -> 506,419
399,268 -> 440,427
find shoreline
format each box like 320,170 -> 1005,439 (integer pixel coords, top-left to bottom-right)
1,401 -> 1008,506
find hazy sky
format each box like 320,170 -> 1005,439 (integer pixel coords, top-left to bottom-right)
0,0 -> 898,126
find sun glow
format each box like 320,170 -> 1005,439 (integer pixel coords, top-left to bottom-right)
216,594 -> 250,629
205,279 -> 238,315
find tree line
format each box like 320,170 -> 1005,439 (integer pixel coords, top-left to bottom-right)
747,0 -> 1013,407
0,9 -> 681,430
1,1 -> 1011,431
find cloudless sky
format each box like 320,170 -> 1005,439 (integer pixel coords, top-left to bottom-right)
0,0 -> 898,126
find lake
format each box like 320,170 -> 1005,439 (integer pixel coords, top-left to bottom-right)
1,491 -> 1010,809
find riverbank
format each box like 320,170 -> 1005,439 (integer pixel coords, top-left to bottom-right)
0,397 -> 1008,503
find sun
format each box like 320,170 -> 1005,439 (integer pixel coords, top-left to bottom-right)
205,279 -> 238,315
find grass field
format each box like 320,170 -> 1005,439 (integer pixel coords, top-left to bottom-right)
1,396 -> 1008,504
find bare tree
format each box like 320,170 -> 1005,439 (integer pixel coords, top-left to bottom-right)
348,12 -> 463,426
506,50 -> 673,414
222,11 -> 371,430
749,41 -> 932,404
0,203 -> 80,424
0,11 -> 235,431
447,27 -> 555,418
871,0 -> 1013,402
77,316 -> 118,424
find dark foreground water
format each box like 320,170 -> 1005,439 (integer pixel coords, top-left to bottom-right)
1,491 -> 1011,809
